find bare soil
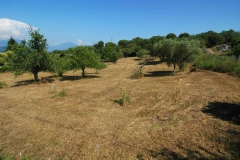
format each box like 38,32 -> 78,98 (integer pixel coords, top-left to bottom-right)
0,57 -> 240,159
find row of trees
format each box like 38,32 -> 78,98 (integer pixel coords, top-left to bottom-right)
2,27 -> 239,80
91,29 -> 239,63
4,28 -> 105,81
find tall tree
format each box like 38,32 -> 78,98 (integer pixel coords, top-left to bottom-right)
10,27 -> 50,81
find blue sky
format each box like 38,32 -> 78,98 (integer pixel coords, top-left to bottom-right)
0,0 -> 239,45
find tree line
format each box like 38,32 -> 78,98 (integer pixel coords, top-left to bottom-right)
1,28 -> 240,81
92,29 -> 239,62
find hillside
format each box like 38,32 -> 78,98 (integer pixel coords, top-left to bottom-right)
0,57 -> 240,159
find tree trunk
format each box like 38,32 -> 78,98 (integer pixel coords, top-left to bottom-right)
82,67 -> 86,78
34,71 -> 39,82
173,64 -> 176,74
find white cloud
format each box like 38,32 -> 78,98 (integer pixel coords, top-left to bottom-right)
77,39 -> 93,46
0,18 -> 37,40
77,39 -> 84,45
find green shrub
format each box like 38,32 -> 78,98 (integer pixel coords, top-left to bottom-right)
51,90 -> 66,98
130,70 -> 144,79
0,81 -> 7,88
113,90 -> 130,106
0,65 -> 11,73
113,82 -> 131,106
196,54 -> 240,76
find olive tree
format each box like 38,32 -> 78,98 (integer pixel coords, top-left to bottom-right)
154,38 -> 201,74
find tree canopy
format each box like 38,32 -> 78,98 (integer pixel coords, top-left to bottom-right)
69,46 -> 106,77
154,38 -> 201,74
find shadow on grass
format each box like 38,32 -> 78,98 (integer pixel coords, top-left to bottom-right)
12,76 -> 55,87
148,148 -> 188,160
59,75 -> 100,81
146,140 -> 240,160
144,71 -> 173,77
139,60 -> 165,66
134,58 -> 142,61
202,102 -> 240,125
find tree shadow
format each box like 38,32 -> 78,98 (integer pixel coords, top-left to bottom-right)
139,60 -> 165,66
202,102 -> 240,125
134,58 -> 142,61
12,79 -> 36,87
147,143 -> 239,160
144,71 -> 173,77
12,77 -> 56,87
59,75 -> 100,81
148,148 -> 188,160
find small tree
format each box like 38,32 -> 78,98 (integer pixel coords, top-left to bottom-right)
70,46 -> 106,77
6,37 -> 18,51
10,27 -> 50,81
49,53 -> 70,77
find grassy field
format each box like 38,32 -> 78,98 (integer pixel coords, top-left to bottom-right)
0,57 -> 240,159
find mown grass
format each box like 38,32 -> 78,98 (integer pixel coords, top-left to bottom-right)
196,54 -> 240,76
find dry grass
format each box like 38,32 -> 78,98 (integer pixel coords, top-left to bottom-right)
0,57 -> 240,159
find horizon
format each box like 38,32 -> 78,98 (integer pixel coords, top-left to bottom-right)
0,0 -> 240,46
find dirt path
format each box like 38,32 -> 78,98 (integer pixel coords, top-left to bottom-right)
205,48 -> 215,54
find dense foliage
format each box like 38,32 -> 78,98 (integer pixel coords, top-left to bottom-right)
196,54 -> 240,76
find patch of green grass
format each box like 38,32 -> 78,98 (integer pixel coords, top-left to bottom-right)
113,90 -> 131,106
51,90 -> 67,99
0,81 -> 7,89
130,70 -> 144,79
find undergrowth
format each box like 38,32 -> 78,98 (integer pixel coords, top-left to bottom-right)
196,54 -> 240,76
113,82 -> 131,106
0,81 -> 7,89
130,70 -> 144,79
51,90 -> 66,99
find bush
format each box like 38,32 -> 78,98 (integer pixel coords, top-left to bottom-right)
0,65 -> 11,73
113,90 -> 130,106
51,90 -> 66,98
130,70 -> 144,79
196,54 -> 240,76
0,81 -> 7,88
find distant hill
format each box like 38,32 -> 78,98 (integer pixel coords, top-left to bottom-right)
0,39 -> 22,52
0,46 -> 6,52
48,42 -> 77,52
0,40 -> 77,52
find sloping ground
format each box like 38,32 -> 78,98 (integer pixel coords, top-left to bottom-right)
0,57 -> 240,159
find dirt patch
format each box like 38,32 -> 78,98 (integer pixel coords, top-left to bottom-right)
0,57 -> 240,159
